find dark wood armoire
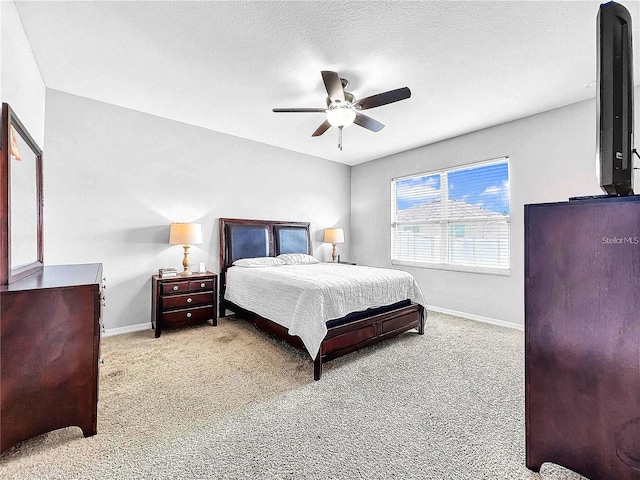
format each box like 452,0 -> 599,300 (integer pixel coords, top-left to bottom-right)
525,196 -> 640,479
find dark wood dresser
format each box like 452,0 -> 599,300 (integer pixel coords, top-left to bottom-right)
0,263 -> 104,452
525,197 -> 640,479
152,272 -> 217,337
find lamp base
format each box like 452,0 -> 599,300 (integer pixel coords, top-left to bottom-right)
181,245 -> 191,276
179,269 -> 192,276
331,243 -> 338,263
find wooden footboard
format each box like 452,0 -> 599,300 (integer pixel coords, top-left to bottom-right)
314,303 -> 425,380
227,300 -> 425,380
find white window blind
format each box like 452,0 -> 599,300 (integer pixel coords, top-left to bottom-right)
391,157 -> 510,273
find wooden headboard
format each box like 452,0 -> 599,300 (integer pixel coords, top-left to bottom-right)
218,218 -> 311,314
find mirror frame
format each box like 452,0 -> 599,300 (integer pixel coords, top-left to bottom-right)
1,103 -> 44,285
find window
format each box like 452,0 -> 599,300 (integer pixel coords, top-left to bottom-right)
391,157 -> 510,274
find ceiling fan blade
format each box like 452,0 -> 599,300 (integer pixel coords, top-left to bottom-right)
312,120 -> 331,137
354,87 -> 411,110
354,113 -> 385,132
321,71 -> 345,103
273,108 -> 326,113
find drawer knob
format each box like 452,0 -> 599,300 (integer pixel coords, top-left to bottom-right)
186,312 -> 192,318
173,286 -> 179,291
200,282 -> 206,288
187,298 -> 192,303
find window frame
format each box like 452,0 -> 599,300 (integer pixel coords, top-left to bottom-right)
391,156 -> 511,276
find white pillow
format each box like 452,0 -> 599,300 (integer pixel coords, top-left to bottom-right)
232,257 -> 285,267
277,253 -> 319,265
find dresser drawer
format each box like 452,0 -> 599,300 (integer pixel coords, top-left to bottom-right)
162,305 -> 213,328
190,279 -> 215,292
162,291 -> 213,310
161,280 -> 190,295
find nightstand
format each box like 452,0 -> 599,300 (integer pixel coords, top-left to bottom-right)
151,272 -> 217,338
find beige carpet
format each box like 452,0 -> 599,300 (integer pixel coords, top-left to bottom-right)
0,313 -> 586,479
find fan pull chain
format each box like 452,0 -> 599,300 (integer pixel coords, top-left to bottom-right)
338,126 -> 343,151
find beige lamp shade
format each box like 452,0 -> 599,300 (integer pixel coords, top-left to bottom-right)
9,125 -> 21,161
323,228 -> 345,244
169,223 -> 203,246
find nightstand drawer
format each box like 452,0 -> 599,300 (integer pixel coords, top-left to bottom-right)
161,280 -> 190,295
162,291 -> 213,310
162,305 -> 213,327
189,279 -> 215,292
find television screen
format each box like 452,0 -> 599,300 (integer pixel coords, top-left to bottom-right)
596,1 -> 634,196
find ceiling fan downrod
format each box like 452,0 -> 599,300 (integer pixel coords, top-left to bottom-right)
338,126 -> 343,151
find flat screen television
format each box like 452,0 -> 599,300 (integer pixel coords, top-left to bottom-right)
596,1 -> 635,196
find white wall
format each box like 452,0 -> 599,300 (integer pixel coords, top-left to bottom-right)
44,90 -> 351,331
1,0 -> 45,147
352,88 -> 640,328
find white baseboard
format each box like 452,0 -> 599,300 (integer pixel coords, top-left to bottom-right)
103,306 -> 523,336
103,322 -> 151,337
426,304 -> 523,331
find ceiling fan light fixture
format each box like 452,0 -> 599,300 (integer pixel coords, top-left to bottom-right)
326,107 -> 356,128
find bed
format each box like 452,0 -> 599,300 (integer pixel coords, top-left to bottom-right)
219,218 -> 426,380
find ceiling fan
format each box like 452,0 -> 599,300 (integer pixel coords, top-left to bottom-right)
272,71 -> 411,151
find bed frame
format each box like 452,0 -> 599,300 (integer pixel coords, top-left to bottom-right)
219,218 -> 425,380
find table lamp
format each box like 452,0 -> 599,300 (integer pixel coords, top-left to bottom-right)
169,223 -> 203,276
323,228 -> 344,263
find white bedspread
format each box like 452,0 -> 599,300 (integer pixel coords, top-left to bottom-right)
224,263 -> 425,359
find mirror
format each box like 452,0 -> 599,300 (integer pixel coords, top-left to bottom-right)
1,103 -> 43,284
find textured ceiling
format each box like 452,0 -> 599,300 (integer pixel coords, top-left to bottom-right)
14,0 -> 640,166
